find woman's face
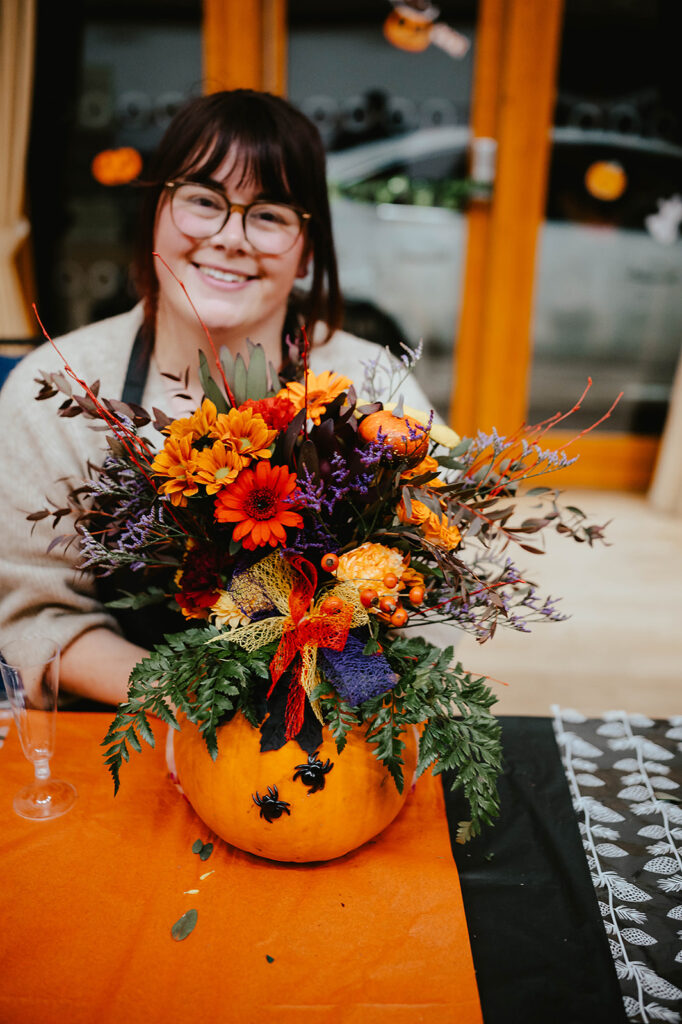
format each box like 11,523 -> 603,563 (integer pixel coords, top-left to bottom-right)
153,153 -> 309,349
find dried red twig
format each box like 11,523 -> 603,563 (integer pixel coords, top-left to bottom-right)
152,251 -> 237,408
32,305 -> 155,483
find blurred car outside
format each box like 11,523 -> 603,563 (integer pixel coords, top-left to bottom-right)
327,124 -> 682,429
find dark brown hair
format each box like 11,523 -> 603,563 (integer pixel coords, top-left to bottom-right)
133,89 -> 342,343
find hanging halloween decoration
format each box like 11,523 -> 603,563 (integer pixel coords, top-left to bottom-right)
91,147 -> 143,186
584,160 -> 627,201
383,1 -> 470,58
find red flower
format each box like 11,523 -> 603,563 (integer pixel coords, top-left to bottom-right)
239,396 -> 297,432
175,543 -> 231,619
214,461 -> 302,550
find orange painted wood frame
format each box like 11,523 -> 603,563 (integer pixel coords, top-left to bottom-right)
525,431 -> 659,493
451,0 -> 564,439
451,0 -> 658,491
202,0 -> 287,96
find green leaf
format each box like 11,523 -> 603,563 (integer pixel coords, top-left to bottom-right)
245,340 -> 268,400
219,347 -> 235,390
105,587 -> 168,610
192,839 -> 203,854
199,842 -> 214,861
198,351 -> 229,413
233,353 -> 247,406
171,909 -> 198,941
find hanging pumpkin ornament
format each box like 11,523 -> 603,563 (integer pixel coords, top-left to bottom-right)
584,160 -> 627,201
91,146 -> 143,186
383,1 -> 470,58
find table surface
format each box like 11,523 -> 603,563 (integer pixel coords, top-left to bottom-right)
1,708 -> 680,1024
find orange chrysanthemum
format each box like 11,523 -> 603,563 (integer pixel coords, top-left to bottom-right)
214,460 -> 303,550
397,498 -> 462,551
165,398 -> 219,443
335,542 -> 421,599
210,407 -> 277,469
193,440 -> 241,495
279,370 -> 352,425
151,435 -> 200,507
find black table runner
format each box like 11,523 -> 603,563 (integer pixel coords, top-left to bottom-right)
445,716 -> 628,1023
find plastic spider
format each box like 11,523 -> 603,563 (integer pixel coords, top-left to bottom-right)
293,752 -> 334,794
252,785 -> 291,822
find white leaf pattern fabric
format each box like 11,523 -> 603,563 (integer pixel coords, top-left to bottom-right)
620,928 -> 657,946
644,857 -> 680,875
595,843 -> 629,857
553,708 -> 682,1023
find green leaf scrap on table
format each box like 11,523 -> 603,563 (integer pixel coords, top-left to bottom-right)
171,909 -> 198,942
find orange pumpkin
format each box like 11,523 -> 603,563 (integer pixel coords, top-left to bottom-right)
383,6 -> 435,52
91,147 -> 143,186
359,409 -> 429,460
173,711 -> 418,862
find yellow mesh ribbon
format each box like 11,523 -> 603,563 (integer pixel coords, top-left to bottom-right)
206,552 -> 371,723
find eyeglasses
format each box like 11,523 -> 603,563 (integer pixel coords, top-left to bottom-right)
164,180 -> 311,255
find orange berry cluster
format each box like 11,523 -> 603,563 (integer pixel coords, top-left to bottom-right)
320,553 -> 423,628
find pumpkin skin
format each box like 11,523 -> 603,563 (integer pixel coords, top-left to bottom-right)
359,410 -> 429,460
173,712 -> 418,863
91,147 -> 143,186
383,9 -> 434,52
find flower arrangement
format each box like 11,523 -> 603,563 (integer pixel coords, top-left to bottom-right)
32,326 -> 612,840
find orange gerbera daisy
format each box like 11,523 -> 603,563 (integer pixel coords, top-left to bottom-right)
193,440 -> 242,495
210,407 -> 277,469
214,460 -> 303,550
165,398 -> 219,442
279,370 -> 352,425
151,435 -> 200,506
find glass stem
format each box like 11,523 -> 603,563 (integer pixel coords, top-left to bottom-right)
34,758 -> 51,781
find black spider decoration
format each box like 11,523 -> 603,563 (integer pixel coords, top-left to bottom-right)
293,752 -> 334,794
252,785 -> 291,823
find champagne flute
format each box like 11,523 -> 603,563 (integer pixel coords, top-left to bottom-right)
0,635 -> 77,820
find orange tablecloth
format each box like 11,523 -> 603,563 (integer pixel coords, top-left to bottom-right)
0,713 -> 481,1024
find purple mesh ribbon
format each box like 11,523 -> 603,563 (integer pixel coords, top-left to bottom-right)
319,635 -> 398,706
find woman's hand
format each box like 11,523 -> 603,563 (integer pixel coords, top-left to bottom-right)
60,628 -> 148,706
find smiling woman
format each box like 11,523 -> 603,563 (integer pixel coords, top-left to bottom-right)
0,88 -> 434,707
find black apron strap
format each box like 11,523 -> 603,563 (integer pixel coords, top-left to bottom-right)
122,323 -> 153,406
122,312 -> 302,403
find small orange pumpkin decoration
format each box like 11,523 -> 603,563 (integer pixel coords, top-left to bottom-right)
359,409 -> 429,460
383,4 -> 436,53
91,146 -> 143,186
173,712 -> 418,862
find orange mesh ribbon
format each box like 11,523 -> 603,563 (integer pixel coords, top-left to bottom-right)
285,552 -> 318,623
267,554 -> 354,739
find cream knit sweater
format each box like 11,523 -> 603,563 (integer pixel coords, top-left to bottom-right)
0,303 -> 434,660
